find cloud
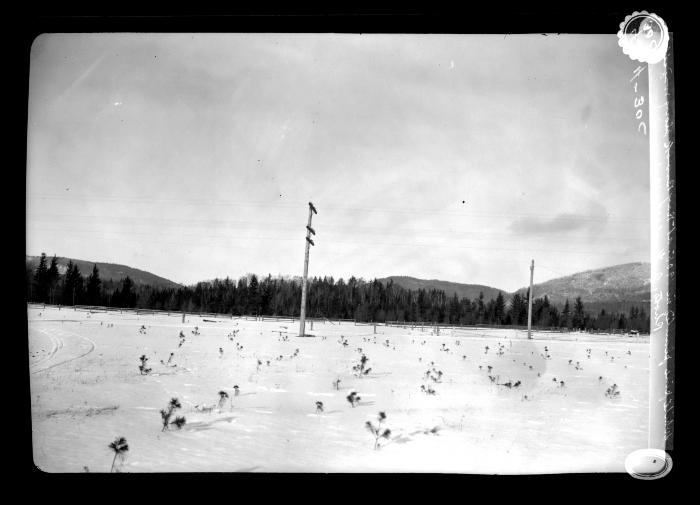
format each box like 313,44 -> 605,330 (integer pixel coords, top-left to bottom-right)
509,212 -> 609,235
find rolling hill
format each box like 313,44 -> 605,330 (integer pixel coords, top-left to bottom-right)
382,262 -> 651,312
514,262 -> 651,310
379,276 -> 504,301
26,255 -> 182,290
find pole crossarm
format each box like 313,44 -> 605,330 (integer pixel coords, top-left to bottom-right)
306,226 -> 316,235
306,237 -> 315,246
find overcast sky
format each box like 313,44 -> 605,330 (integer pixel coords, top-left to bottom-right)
26,33 -> 650,292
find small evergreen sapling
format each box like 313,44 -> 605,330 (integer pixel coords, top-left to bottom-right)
160,397 -> 182,431
352,354 -> 372,377
605,384 -> 621,398
425,368 -> 443,383
420,384 -> 436,395
138,355 -> 151,375
108,436 -> 129,473
315,401 -> 324,413
171,416 -> 186,429
365,411 -> 391,450
346,391 -> 361,407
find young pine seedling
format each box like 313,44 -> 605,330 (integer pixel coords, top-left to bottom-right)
352,354 -> 372,377
346,391 -> 361,407
170,416 -> 186,429
365,411 -> 391,450
160,397 -> 182,431
420,384 -> 436,395
138,355 -> 151,375
108,436 -> 129,473
605,384 -> 621,398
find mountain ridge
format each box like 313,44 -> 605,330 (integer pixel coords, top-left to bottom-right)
514,261 -> 650,306
26,255 -> 651,311
379,276 -> 504,301
25,255 -> 182,290
381,262 -> 651,310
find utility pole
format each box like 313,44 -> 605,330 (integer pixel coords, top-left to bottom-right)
527,259 -> 534,339
299,202 -> 317,337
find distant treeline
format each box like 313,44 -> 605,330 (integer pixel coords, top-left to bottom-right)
27,253 -> 650,333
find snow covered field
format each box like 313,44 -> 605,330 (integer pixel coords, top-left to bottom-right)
28,305 -> 649,473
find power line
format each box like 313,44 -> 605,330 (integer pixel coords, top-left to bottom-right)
28,216 -> 649,243
29,225 -> 644,257
28,193 -> 648,223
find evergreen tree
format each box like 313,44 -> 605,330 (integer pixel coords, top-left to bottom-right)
47,255 -> 60,304
61,262 -> 85,305
573,297 -> 585,329
248,274 -> 260,315
562,298 -> 571,329
509,293 -> 524,325
86,264 -> 102,306
260,275 -> 273,315
62,260 -> 75,305
120,276 -> 135,308
494,292 -> 505,324
477,292 -> 485,324
33,253 -> 49,303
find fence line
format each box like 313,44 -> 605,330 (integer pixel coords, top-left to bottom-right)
27,303 -> 648,336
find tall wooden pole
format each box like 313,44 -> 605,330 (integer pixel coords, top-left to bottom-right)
527,259 -> 534,339
299,202 -> 317,337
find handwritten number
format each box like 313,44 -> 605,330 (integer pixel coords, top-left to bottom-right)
638,122 -> 647,135
630,66 -> 645,82
635,96 -> 645,107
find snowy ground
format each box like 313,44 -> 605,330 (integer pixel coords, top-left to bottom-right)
28,305 -> 649,473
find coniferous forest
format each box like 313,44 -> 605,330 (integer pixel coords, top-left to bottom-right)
26,253 -> 651,333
